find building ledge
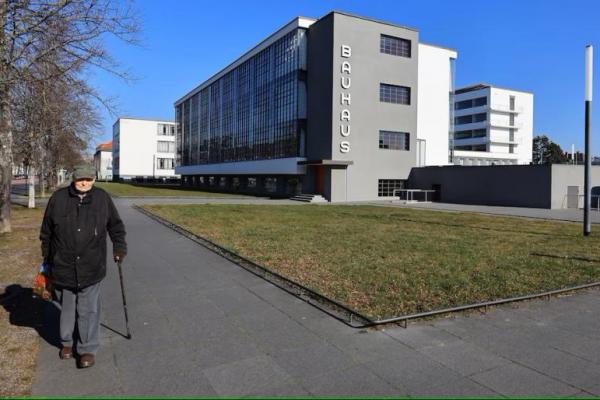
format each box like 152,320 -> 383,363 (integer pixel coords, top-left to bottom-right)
298,159 -> 354,166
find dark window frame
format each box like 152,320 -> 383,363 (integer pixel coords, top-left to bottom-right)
380,34 -> 411,58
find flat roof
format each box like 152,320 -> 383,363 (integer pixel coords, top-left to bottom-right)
455,83 -> 533,95
324,10 -> 418,33
114,116 -> 175,125
419,41 -> 458,54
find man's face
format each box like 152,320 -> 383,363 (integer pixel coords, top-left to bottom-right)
74,178 -> 95,192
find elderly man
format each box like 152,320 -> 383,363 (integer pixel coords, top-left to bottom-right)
40,164 -> 127,368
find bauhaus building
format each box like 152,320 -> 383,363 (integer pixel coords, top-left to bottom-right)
174,11 -> 460,201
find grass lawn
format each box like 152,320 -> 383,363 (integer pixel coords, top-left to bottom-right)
95,182 -> 250,198
144,204 -> 600,319
0,207 -> 44,396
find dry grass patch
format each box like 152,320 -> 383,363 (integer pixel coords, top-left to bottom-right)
0,206 -> 44,397
144,204 -> 600,319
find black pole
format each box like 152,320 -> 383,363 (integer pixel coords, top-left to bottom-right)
584,45 -> 593,236
117,260 -> 132,339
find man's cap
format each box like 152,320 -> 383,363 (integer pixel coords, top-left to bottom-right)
72,164 -> 96,180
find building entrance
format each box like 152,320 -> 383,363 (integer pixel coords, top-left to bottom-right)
314,165 -> 324,194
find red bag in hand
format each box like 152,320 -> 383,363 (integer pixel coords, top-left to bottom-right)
32,263 -> 53,301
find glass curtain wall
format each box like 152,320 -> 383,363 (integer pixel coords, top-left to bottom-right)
175,28 -> 306,167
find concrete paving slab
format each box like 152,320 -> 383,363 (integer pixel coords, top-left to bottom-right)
384,323 -> 463,350
470,363 -> 581,397
202,355 -> 291,396
299,364 -> 402,397
189,334 -> 264,370
361,349 -> 466,393
406,376 -> 499,397
416,340 -> 510,377
269,341 -> 359,380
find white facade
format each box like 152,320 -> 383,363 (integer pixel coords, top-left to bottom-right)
452,84 -> 533,166
94,143 -> 113,180
112,117 -> 179,180
416,43 -> 457,167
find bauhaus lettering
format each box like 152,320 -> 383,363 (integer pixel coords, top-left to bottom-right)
339,45 -> 352,153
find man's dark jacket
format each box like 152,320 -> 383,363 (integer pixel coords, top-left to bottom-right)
40,184 -> 127,289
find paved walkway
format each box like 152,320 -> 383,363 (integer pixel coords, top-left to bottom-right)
30,198 -> 600,396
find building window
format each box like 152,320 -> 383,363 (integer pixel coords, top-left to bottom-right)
455,115 -> 472,125
175,29 -> 305,167
473,113 -> 487,122
378,179 -> 405,197
455,100 -> 472,110
156,158 -> 174,170
157,141 -> 176,153
379,130 -> 410,150
455,97 -> 487,110
474,97 -> 487,107
380,34 -> 411,58
380,83 -> 410,104
157,123 -> 175,136
265,177 -> 277,193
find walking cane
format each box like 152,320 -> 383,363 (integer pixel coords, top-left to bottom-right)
116,260 -> 132,340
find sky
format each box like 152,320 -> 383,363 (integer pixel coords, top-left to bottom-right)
91,0 -> 600,154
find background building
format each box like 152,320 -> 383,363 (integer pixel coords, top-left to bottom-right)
94,140 -> 113,181
112,117 -> 179,181
452,84 -> 533,166
175,11 -> 455,201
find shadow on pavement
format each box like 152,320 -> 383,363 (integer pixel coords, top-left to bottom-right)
0,284 -> 61,348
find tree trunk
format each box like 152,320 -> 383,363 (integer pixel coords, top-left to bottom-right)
28,167 -> 36,208
0,82 -> 13,233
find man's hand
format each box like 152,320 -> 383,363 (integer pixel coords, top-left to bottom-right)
114,253 -> 126,263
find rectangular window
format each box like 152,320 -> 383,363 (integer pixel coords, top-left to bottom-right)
156,158 -> 174,170
379,130 -> 410,150
265,177 -> 277,193
157,141 -> 175,153
157,124 -> 175,136
455,99 -> 472,110
378,179 -> 405,197
473,113 -> 487,122
380,83 -> 410,104
473,97 -> 487,107
455,115 -> 472,125
380,34 -> 411,58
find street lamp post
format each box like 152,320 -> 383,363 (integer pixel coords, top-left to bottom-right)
584,45 -> 593,236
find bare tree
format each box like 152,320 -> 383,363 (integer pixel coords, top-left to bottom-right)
0,0 -> 139,232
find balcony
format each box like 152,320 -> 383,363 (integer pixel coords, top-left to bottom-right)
453,121 -> 488,131
489,104 -> 523,114
489,120 -> 522,129
453,136 -> 488,146
489,136 -> 522,145
453,105 -> 488,117
453,149 -> 519,161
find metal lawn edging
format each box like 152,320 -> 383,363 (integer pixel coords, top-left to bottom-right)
134,205 -> 600,329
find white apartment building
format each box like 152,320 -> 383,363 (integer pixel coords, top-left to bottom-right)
112,117 -> 179,181
417,43 -> 457,167
94,141 -> 113,181
452,84 -> 533,166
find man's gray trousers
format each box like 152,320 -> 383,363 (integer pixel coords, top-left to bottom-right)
54,282 -> 101,355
